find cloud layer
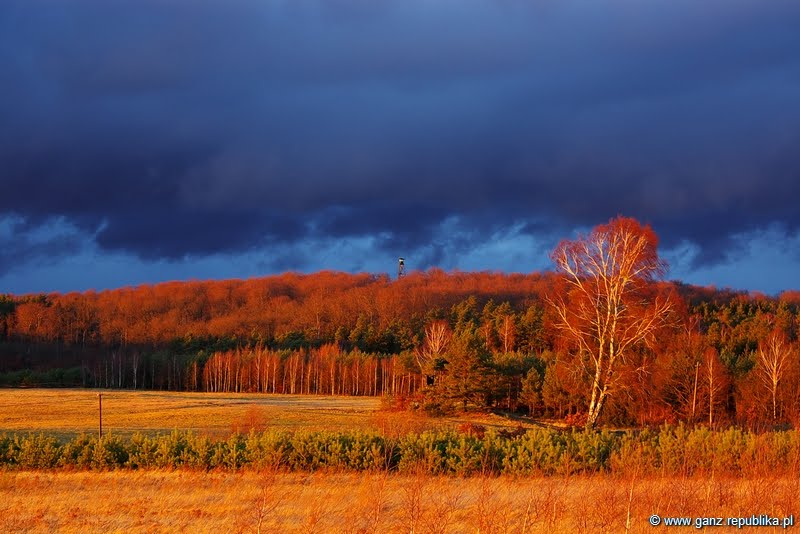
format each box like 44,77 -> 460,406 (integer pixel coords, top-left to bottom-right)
1,0 -> 799,290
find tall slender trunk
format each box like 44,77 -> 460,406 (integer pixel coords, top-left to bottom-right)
691,362 -> 699,422
585,365 -> 604,429
773,388 -> 778,421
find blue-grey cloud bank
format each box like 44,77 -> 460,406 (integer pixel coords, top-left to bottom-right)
1,0 -> 799,294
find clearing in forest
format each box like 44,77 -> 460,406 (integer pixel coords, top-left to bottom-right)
0,388 -> 533,438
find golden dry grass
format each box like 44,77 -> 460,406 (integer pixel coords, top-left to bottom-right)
1,470 -> 797,533
0,389 -> 379,437
0,389 -> 535,438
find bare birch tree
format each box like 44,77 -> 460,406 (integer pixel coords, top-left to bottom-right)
549,216 -> 673,429
415,320 -> 452,375
704,347 -> 727,427
757,331 -> 791,421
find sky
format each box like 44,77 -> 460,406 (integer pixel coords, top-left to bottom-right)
1,0 -> 799,295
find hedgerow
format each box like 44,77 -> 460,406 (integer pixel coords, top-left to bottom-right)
1,425 -> 798,476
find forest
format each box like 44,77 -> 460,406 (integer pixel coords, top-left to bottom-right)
2,262 -> 798,431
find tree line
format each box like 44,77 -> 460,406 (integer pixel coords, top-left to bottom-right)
1,218 -> 799,429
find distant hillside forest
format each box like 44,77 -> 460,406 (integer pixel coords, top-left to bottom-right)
1,269 -> 799,429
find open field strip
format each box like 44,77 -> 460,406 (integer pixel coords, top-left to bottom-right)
0,388 -> 532,438
1,470 -> 798,533
0,389 -> 379,437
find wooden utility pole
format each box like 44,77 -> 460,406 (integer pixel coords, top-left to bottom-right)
98,393 -> 103,439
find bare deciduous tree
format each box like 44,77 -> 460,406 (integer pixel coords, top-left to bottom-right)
756,331 -> 791,421
549,216 -> 673,429
702,347 -> 729,428
415,320 -> 452,374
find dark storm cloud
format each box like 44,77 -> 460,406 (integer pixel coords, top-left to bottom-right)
2,0 -> 800,272
0,217 -> 85,275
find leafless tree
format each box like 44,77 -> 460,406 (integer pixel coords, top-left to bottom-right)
704,347 -> 726,427
549,216 -> 673,429
415,320 -> 452,374
757,331 -> 791,421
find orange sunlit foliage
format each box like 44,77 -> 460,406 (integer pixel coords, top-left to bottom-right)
4,270 -> 552,349
549,216 -> 674,429
0,262 -> 798,429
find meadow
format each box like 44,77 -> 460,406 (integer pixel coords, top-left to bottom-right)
1,470 -> 797,533
2,389 -> 799,532
0,389 -> 382,438
0,388 -> 532,438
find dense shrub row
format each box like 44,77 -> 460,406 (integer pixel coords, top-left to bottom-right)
0,367 -> 83,387
1,425 -> 799,476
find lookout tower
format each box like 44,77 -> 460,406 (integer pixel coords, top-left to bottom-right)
398,257 -> 405,278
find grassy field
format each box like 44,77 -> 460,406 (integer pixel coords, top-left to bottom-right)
1,470 -> 797,533
3,389 -> 798,532
0,388 -> 533,438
